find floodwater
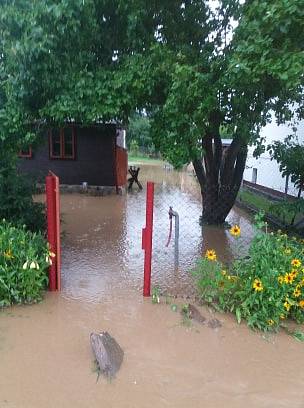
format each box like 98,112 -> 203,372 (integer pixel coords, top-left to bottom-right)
1,164 -> 304,408
60,164 -> 255,300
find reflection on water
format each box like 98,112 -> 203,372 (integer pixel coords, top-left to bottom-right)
60,164 -> 254,301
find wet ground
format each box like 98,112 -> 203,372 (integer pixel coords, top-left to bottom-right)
60,164 -> 255,300
1,164 -> 304,407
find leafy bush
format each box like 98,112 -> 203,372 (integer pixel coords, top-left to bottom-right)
130,139 -> 140,157
0,162 -> 45,232
194,216 -> 304,331
0,220 -> 52,307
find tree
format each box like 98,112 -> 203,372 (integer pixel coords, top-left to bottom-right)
268,136 -> 304,198
0,0 -> 303,223
146,0 -> 304,223
127,113 -> 153,155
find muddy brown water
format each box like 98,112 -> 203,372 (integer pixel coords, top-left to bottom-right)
1,164 -> 304,408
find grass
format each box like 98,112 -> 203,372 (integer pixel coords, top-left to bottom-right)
238,189 -> 295,225
238,190 -> 272,213
128,155 -> 164,165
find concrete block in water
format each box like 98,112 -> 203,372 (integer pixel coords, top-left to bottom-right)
90,332 -> 124,379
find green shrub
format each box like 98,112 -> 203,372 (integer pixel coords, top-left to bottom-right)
0,220 -> 52,307
130,139 -> 139,157
0,162 -> 45,232
194,216 -> 304,331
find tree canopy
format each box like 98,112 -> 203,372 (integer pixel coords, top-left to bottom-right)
0,0 -> 303,222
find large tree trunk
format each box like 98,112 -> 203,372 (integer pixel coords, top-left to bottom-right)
192,120 -> 248,224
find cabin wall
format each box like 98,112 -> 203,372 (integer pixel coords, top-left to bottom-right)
18,125 -> 117,186
115,146 -> 128,187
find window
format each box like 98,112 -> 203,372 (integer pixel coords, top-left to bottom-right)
49,127 -> 76,159
18,147 -> 32,158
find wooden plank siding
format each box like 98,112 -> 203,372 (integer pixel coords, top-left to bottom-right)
18,124 -> 117,186
115,146 -> 128,187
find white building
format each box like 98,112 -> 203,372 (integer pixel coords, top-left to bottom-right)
243,117 -> 304,197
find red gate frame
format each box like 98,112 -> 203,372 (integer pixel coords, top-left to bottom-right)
142,182 -> 154,296
46,172 -> 61,291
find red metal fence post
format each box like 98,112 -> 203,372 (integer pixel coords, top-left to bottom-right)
142,182 -> 154,297
54,175 -> 61,291
46,174 -> 57,291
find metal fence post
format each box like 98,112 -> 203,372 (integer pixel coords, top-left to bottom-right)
54,175 -> 61,291
46,174 -> 57,291
142,182 -> 154,297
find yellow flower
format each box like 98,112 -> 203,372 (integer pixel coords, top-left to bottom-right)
284,272 -> 294,284
298,300 -> 304,309
221,270 -> 227,276
3,249 -> 13,259
268,319 -> 274,326
284,301 -> 291,311
277,276 -> 284,284
291,259 -> 301,268
290,269 -> 298,279
205,249 -> 217,261
280,314 -> 285,320
230,225 -> 241,237
284,248 -> 291,255
293,288 -> 301,298
253,279 -> 263,292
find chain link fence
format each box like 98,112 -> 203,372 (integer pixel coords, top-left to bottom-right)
148,169 -> 255,297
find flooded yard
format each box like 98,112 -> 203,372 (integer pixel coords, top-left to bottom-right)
60,164 -> 255,301
1,164 -> 304,408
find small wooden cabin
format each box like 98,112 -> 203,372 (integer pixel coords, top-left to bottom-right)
18,124 -> 127,190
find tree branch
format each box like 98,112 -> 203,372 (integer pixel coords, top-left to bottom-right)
213,131 -> 222,180
232,146 -> 247,189
220,134 -> 243,186
192,157 -> 206,189
202,132 -> 215,180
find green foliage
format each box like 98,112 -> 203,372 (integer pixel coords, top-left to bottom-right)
268,136 -> 304,197
129,140 -> 139,157
0,220 -> 51,307
127,113 -> 154,153
0,0 -> 303,222
194,216 -> 304,332
151,286 -> 160,304
0,160 -> 45,232
1,1 -> 302,158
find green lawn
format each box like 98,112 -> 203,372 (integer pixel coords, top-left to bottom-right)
238,190 -> 272,213
238,189 -> 297,226
128,155 -> 164,166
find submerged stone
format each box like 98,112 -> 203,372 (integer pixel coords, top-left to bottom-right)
90,332 -> 124,379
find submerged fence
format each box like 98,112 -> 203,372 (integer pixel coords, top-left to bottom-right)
142,173 -> 255,297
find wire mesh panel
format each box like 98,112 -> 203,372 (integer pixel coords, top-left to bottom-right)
151,179 -> 202,296
149,166 -> 255,297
